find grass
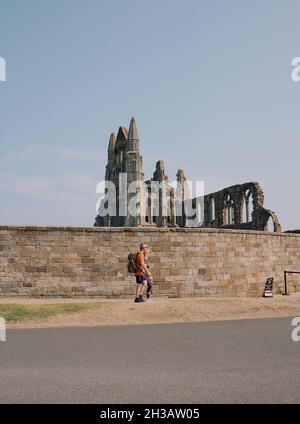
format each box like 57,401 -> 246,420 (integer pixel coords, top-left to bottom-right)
0,303 -> 91,322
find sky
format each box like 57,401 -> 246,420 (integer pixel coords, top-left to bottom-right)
0,0 -> 300,230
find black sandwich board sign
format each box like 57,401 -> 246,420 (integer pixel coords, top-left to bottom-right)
263,277 -> 274,297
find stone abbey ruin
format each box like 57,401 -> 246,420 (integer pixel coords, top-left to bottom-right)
94,117 -> 281,232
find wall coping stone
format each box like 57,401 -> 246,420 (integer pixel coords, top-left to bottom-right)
0,225 -> 299,237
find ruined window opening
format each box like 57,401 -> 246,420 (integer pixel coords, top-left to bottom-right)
224,194 -> 234,225
242,189 -> 254,223
266,216 -> 275,232
210,196 -> 215,222
147,196 -> 151,223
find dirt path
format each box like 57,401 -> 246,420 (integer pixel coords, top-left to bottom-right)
1,293 -> 300,329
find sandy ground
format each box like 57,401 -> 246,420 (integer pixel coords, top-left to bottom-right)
1,293 -> 300,329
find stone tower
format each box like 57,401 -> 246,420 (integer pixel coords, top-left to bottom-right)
95,117 -> 144,227
125,117 -> 144,226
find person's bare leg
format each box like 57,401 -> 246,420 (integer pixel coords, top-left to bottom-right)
146,280 -> 153,301
136,284 -> 142,298
140,281 -> 146,297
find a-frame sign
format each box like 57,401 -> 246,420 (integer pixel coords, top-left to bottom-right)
263,277 -> 274,297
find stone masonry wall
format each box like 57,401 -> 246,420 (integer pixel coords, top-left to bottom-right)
1,226 -> 300,297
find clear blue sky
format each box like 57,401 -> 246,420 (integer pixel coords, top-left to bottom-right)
0,0 -> 299,229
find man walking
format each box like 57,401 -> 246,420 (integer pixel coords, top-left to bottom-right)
134,243 -> 149,303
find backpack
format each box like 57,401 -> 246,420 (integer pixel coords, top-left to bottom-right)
127,252 -> 143,274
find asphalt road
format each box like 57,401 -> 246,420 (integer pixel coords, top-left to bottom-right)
0,317 -> 299,403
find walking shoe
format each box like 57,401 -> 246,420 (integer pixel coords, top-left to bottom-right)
146,298 -> 154,303
134,298 -> 144,303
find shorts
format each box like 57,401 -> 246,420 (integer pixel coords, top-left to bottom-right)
135,274 -> 147,284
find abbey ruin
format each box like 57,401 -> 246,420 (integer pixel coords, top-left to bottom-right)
94,117 -> 281,232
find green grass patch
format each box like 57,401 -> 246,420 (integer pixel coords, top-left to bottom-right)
0,303 -> 91,322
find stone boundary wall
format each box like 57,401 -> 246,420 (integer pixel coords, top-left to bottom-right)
1,226 -> 300,297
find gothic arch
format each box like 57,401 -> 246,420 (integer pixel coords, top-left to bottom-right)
222,192 -> 235,226
241,188 -> 254,223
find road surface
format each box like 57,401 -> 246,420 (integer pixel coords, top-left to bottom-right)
0,317 -> 299,403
